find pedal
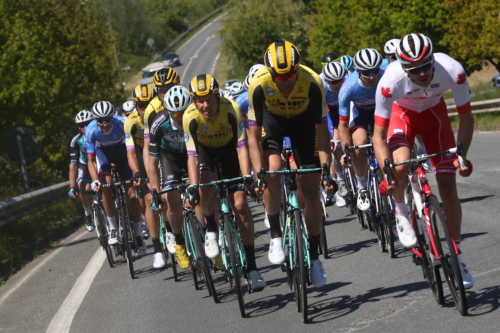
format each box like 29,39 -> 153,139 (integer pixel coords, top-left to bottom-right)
412,253 -> 422,266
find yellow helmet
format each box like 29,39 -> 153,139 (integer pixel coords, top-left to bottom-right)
152,67 -> 180,87
264,41 -> 300,76
189,74 -> 219,97
132,84 -> 155,102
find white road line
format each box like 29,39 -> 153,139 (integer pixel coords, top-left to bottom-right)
179,36 -> 214,79
46,247 -> 105,333
177,14 -> 222,53
0,230 -> 89,306
211,52 -> 220,74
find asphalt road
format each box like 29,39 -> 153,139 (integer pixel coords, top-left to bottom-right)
1,16 -> 499,332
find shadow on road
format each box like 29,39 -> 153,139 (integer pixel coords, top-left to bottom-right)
466,285 -> 500,316
459,195 -> 495,204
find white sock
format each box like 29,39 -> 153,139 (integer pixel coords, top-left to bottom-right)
336,172 -> 344,181
107,215 -> 117,231
455,239 -> 462,262
394,198 -> 409,217
83,205 -> 92,216
356,175 -> 366,190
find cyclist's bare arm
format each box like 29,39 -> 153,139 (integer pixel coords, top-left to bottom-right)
147,155 -> 160,191
69,163 -> 78,192
237,145 -> 252,176
316,122 -> 332,167
247,125 -> 263,173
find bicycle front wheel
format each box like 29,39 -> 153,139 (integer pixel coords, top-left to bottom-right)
319,202 -> 329,259
94,205 -> 114,268
294,209 -> 308,323
428,196 -> 467,315
120,205 -> 135,279
224,214 -> 245,318
375,169 -> 394,257
188,213 -> 218,303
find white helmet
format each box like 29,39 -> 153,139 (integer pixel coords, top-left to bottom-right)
75,110 -> 93,124
243,75 -> 251,90
229,81 -> 245,96
322,62 -> 347,82
164,85 -> 191,113
353,48 -> 382,71
223,90 -> 231,98
396,33 -> 433,65
384,39 -> 399,55
249,64 -> 265,77
91,101 -> 114,118
122,101 -> 135,114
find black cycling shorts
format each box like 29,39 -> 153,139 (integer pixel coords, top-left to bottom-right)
159,149 -> 188,190
261,108 -> 320,169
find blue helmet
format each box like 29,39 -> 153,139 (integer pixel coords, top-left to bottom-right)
339,55 -> 354,70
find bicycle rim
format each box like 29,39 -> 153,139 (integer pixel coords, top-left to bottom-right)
319,212 -> 328,259
294,209 -> 308,323
121,206 -> 135,279
189,213 -> 218,303
95,206 -> 114,267
225,215 -> 245,318
184,219 -> 200,290
428,196 -> 467,315
170,252 -> 178,281
376,169 -> 394,258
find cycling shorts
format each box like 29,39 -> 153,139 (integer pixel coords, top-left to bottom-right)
159,149 -> 188,190
387,99 -> 456,174
95,144 -> 133,180
77,164 -> 91,184
349,106 -> 374,135
261,108 -> 320,169
197,142 -> 244,194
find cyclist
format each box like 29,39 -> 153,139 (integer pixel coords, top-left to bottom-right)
122,100 -> 135,117
339,55 -> 355,75
69,110 -> 94,232
338,48 -> 384,213
247,41 -> 331,288
85,101 -> 146,254
183,74 -> 266,291
143,67 -> 181,255
373,33 -> 474,288
148,85 -> 192,269
321,52 -> 339,66
322,62 -> 349,207
381,39 -> 399,70
229,81 -> 246,101
125,84 -> 159,264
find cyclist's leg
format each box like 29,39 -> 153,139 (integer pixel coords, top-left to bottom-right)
95,148 -> 118,231
77,165 -> 93,230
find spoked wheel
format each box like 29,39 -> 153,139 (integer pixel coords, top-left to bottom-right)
185,225 -> 200,290
294,210 -> 308,323
319,208 -> 329,259
370,171 -> 386,252
95,206 -> 114,268
188,213 -> 218,303
428,196 -> 467,315
376,169 -> 395,258
170,252 -> 178,281
121,209 -> 135,279
225,215 -> 245,318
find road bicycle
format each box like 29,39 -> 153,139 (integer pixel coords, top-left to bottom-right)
384,142 -> 468,315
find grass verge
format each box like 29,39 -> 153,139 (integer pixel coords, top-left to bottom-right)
451,111 -> 500,132
0,200 -> 81,284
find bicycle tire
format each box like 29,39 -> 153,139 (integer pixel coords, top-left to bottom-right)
170,252 -> 178,281
412,206 -> 443,304
376,169 -> 395,258
428,195 -> 467,315
94,205 -> 114,268
225,214 -> 245,318
120,205 -> 135,279
356,206 -> 366,229
280,176 -> 288,231
370,171 -> 386,252
294,209 -> 308,323
188,213 -> 218,303
184,222 -> 200,290
319,208 -> 329,259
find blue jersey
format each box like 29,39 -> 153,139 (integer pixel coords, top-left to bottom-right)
234,91 -> 249,117
148,109 -> 186,156
321,76 -> 340,137
380,58 -> 390,71
84,115 -> 126,157
338,69 -> 385,122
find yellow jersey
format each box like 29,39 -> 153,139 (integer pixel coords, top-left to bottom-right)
124,110 -> 145,151
143,97 -> 164,137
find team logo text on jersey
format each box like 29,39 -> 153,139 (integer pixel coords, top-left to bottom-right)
269,100 -> 307,110
197,128 -> 232,141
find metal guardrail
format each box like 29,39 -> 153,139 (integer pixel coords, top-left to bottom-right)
0,181 -> 69,227
448,98 -> 500,116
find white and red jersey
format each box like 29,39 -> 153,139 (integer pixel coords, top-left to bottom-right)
375,53 -> 471,128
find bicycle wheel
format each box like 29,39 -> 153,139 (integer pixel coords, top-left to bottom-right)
319,209 -> 329,259
412,207 -> 443,304
170,252 -> 178,281
184,222 -> 200,290
280,176 -> 288,230
120,205 -> 135,279
370,171 -> 386,252
428,196 -> 467,315
94,205 -> 114,268
224,214 -> 245,318
188,213 -> 218,303
376,169 -> 395,258
294,209 -> 308,323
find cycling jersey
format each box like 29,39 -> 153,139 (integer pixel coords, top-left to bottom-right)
234,90 -> 249,128
248,65 -> 327,125
321,76 -> 341,135
183,98 -> 246,156
374,53 -> 471,127
149,109 -> 186,157
70,132 -> 88,165
143,97 -> 164,137
124,110 -> 145,151
85,116 -> 126,158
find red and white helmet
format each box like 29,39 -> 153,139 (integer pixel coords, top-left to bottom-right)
396,33 -> 433,65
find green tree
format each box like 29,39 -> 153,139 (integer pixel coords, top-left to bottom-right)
0,0 -> 122,171
442,0 -> 500,73
220,0 -> 311,71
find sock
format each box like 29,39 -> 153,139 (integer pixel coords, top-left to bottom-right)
140,214 -> 146,224
83,205 -> 92,216
336,172 -> 344,181
107,215 -> 117,230
205,214 -> 218,233
455,239 -> 462,262
394,198 -> 409,216
309,234 -> 320,260
165,221 -> 173,233
244,244 -> 257,272
356,175 -> 366,190
174,230 -> 185,246
152,237 -> 162,253
268,213 -> 282,238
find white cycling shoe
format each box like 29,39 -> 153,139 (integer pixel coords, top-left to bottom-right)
357,189 -> 370,211
165,232 -> 176,254
205,232 -> 220,259
395,213 -> 417,248
310,259 -> 327,288
335,194 -> 346,208
268,237 -> 285,265
153,252 -> 166,269
248,270 -> 266,292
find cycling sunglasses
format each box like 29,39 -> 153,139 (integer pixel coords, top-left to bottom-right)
403,60 -> 433,75
326,78 -> 345,86
170,111 -> 184,118
136,102 -> 149,109
358,68 -> 380,78
96,116 -> 113,125
157,86 -> 170,93
272,72 -> 297,82
77,121 -> 91,128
